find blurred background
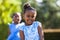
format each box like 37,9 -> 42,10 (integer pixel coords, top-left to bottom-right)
0,0 -> 60,40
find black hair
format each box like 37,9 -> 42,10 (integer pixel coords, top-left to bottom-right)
11,13 -> 16,18
23,3 -> 36,13
11,12 -> 21,18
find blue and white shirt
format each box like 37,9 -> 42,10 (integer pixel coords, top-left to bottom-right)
20,21 -> 42,40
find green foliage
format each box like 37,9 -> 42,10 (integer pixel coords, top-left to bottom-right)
0,0 -> 22,40
34,0 -> 60,28
0,0 -> 22,24
0,0 -> 60,40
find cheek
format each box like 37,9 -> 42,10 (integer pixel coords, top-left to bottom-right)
24,16 -> 28,20
32,17 -> 36,21
23,16 -> 26,21
23,16 -> 28,21
33,18 -> 35,21
13,18 -> 15,21
13,19 -> 16,22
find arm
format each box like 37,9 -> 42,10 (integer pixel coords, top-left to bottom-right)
38,26 -> 44,40
8,28 -> 10,36
20,30 -> 25,40
8,23 -> 11,36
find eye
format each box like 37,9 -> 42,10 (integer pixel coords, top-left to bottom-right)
27,15 -> 30,18
32,16 -> 34,18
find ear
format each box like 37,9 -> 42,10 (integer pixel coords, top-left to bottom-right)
22,14 -> 25,20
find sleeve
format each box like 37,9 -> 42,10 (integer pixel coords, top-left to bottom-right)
18,25 -> 24,31
18,22 -> 25,31
38,21 -> 42,27
35,21 -> 42,28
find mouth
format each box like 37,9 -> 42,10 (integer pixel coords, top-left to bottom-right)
25,20 -> 33,25
27,20 -> 33,24
15,19 -> 20,22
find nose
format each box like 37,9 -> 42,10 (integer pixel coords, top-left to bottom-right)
29,16 -> 33,20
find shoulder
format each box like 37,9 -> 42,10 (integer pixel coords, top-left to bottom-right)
18,22 -> 25,30
20,22 -> 25,26
18,22 -> 25,28
8,23 -> 12,27
17,22 -> 24,29
33,21 -> 42,27
34,21 -> 42,25
8,23 -> 14,28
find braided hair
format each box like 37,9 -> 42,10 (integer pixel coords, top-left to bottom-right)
23,3 -> 36,13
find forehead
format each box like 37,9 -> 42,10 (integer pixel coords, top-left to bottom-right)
14,13 -> 21,16
24,10 -> 36,15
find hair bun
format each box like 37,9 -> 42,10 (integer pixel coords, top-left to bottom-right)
24,3 -> 31,9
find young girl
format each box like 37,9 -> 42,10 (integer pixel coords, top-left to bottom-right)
20,3 -> 44,40
7,12 -> 23,40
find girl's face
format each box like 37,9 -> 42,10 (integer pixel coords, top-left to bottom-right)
13,13 -> 21,24
23,10 -> 37,25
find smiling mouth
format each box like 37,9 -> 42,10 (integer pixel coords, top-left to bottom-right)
28,20 -> 32,22
27,20 -> 33,24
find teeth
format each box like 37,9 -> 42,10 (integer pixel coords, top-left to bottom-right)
29,20 -> 32,22
29,20 -> 31,21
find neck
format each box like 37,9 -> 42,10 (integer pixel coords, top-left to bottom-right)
25,22 -> 32,26
14,22 -> 20,24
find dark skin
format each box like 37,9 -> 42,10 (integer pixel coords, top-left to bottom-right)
8,27 -> 10,36
38,26 -> 44,40
20,10 -> 44,40
20,30 -> 25,40
8,13 -> 21,35
23,10 -> 37,25
13,13 -> 21,24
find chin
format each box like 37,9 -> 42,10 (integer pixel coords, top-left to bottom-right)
28,23 -> 33,25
